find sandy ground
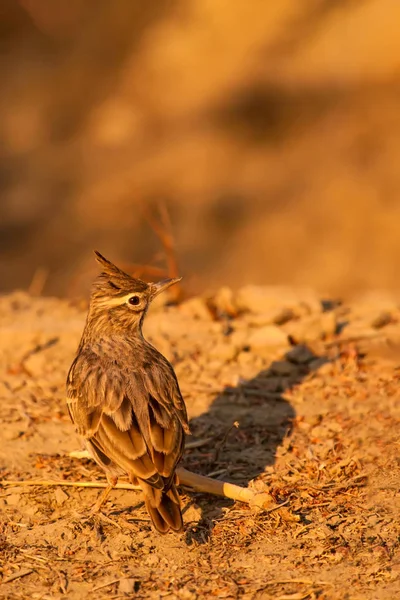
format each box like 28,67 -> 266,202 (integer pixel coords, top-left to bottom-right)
0,287 -> 399,599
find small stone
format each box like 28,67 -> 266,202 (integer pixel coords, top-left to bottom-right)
177,589 -> 197,600
237,351 -> 256,366
285,312 -> 337,343
212,286 -> 237,317
184,504 -> 202,524
207,359 -> 225,370
24,352 -> 46,376
350,291 -> 398,314
54,487 -> 69,506
273,308 -> 296,326
3,428 -> 23,441
6,493 -> 21,506
209,342 -> 237,362
235,285 -> 321,315
247,325 -> 288,349
119,578 -> 137,594
245,308 -> 295,327
25,505 -> 38,516
285,344 -> 315,364
337,322 -> 377,340
145,554 -> 159,567
248,492 -> 274,511
371,312 -> 392,329
311,424 -> 332,439
229,328 -> 249,350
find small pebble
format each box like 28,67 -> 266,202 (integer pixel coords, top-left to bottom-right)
247,325 -> 288,349
119,578 -> 137,594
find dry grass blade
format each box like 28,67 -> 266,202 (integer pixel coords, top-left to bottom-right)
213,420 -> 239,462
91,578 -> 121,592
276,593 -> 313,600
185,437 -> 213,449
142,201 -> 182,302
28,267 -> 48,296
0,479 -> 141,491
18,550 -> 48,564
258,579 -> 333,588
3,568 -> 34,583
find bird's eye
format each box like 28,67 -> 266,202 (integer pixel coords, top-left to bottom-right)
128,295 -> 141,306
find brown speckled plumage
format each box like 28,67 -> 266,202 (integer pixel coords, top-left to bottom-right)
66,251 -> 189,533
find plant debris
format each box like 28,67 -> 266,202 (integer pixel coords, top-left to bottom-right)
1,288 -> 400,599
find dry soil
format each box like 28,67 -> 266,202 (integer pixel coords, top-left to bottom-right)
0,287 -> 399,599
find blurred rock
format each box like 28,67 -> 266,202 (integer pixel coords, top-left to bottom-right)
236,286 -> 321,316
145,554 -> 159,567
6,493 -> 21,506
350,292 -> 399,315
371,312 -> 393,329
184,504 -> 202,524
209,342 -> 237,362
24,352 -> 47,376
54,487 -> 69,506
285,312 -> 337,343
245,307 -> 295,327
211,286 -> 238,317
229,327 -> 249,351
338,322 -> 378,340
179,298 -> 212,321
247,325 -> 288,349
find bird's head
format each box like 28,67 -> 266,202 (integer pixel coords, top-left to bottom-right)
87,251 -> 181,334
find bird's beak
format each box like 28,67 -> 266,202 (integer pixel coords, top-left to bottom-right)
151,277 -> 182,298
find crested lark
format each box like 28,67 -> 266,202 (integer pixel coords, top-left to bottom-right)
66,251 -> 189,533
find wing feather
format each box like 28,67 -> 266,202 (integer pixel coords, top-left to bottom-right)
67,349 -> 189,491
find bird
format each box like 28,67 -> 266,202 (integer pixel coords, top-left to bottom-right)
66,251 -> 189,533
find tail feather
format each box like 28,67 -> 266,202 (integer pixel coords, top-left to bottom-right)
142,482 -> 183,533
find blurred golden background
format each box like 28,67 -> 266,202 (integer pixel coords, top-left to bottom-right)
2,0 -> 400,298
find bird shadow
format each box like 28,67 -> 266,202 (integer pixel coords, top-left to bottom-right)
182,343 -> 329,544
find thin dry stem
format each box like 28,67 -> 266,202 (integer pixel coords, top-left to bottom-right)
142,201 -> 182,302
28,267 -> 48,296
1,479 -> 141,490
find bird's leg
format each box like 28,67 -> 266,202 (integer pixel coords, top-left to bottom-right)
89,474 -> 118,515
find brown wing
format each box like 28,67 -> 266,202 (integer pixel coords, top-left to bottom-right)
66,352 -> 189,489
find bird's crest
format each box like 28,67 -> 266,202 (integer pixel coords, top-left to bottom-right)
93,251 -> 148,295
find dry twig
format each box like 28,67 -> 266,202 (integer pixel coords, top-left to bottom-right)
1,466 -> 272,508
213,420 -> 239,463
142,201 -> 183,302
3,568 -> 34,584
